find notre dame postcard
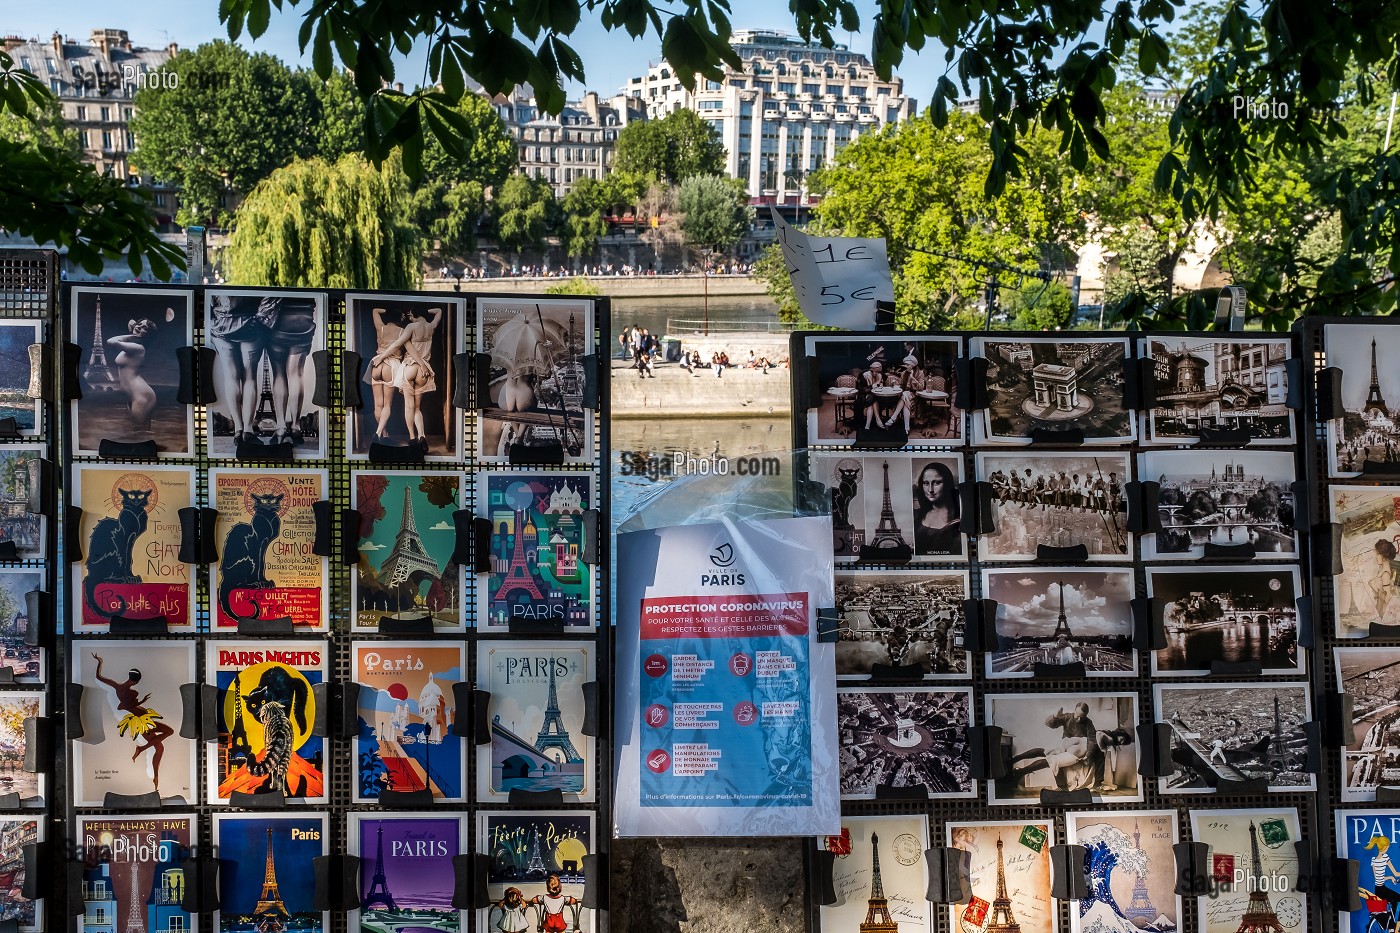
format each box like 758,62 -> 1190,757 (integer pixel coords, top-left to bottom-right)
76,814 -> 194,933
213,812 -> 327,933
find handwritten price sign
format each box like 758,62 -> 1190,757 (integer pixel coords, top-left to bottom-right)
771,207 -> 894,329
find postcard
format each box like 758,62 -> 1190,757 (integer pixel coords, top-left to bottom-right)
0,447 -> 43,560
0,692 -> 41,802
986,693 -> 1141,804
834,569 -> 969,679
213,812 -> 327,933
72,465 -> 193,632
0,321 -> 39,440
1337,808 -> 1400,933
72,641 -> 196,806
206,640 -> 326,805
1064,810 -> 1181,933
0,571 -> 42,683
70,287 -> 191,455
815,453 -> 966,562
352,641 -> 466,803
478,297 -> 594,463
477,811 -> 593,933
1146,565 -> 1305,676
973,335 -> 1134,445
346,294 -> 461,460
1140,450 -> 1299,560
947,820 -> 1056,933
1325,323 -> 1400,477
1190,808 -> 1305,933
205,290 -> 326,459
1335,647 -> 1400,801
0,816 -> 39,931
349,813 -> 465,933
479,472 -> 595,630
982,567 -> 1136,677
477,641 -> 594,803
352,471 -> 465,632
210,468 -> 328,630
977,451 -> 1132,561
837,686 -> 973,799
819,815 -> 931,933
76,813 -> 193,933
1155,683 -> 1315,794
803,335 -> 963,446
1140,336 -> 1293,445
1330,484 -> 1400,637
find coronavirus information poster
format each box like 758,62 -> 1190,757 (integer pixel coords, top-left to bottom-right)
614,516 -> 839,837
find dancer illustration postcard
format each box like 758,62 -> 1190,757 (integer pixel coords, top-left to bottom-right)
837,687 -> 973,799
1139,450 -> 1299,560
1190,808 -> 1305,933
72,641 -> 196,807
815,453 -> 965,562
477,641 -> 595,803
986,693 -> 1141,804
210,468 -> 328,630
1326,322 -> 1400,476
0,816 -> 38,931
349,813 -> 464,933
478,811 -> 593,933
0,571 -> 42,682
478,297 -> 594,463
972,335 -> 1134,445
70,287 -> 191,455
803,335 -> 963,446
346,294 -> 460,459
0,692 -> 41,802
819,816 -> 931,933
353,641 -> 465,803
213,812 -> 327,933
0,447 -> 42,560
1330,484 -> 1400,637
76,814 -> 193,933
947,820 -> 1056,933
0,320 -> 39,438
982,568 -> 1135,677
1335,647 -> 1400,801
352,471 -> 465,632
1337,808 -> 1400,933
1155,683 -> 1314,794
977,452 -> 1132,561
1140,336 -> 1294,445
834,569 -> 969,679
72,465 -> 194,632
479,472 -> 595,630
207,640 -> 326,805
205,290 -> 325,459
1064,810 -> 1180,933
1146,565 -> 1304,676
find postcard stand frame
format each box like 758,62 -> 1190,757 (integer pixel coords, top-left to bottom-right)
50,275 -> 612,932
790,328 -> 1322,933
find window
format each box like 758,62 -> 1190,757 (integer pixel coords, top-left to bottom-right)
155,193 -> 168,208
45,59 -> 56,74
887,107 -> 900,123
778,82 -> 795,94
79,130 -> 89,148
76,106 -> 87,121
740,102 -> 753,117
731,79 -> 746,89
697,99 -> 723,110
858,105 -> 872,114
803,83 -> 820,95
825,85 -> 841,97
704,80 -> 722,90
123,107 -> 132,120
50,78 -> 60,93
786,101 -> 803,111
707,119 -> 723,135
100,106 -> 110,122
125,130 -> 134,148
756,81 -> 771,94
850,87 -> 866,99
102,130 -> 113,149
19,57 -> 31,70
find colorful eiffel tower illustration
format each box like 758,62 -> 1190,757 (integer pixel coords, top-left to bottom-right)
494,508 -> 545,602
1052,578 -> 1073,640
253,827 -> 290,919
1124,821 -> 1158,924
379,484 -> 442,589
988,836 -> 1021,933
535,661 -> 583,763
83,297 -> 120,391
859,461 -> 912,561
525,826 -> 548,877
1364,338 -> 1389,418
1235,822 -> 1285,933
859,833 -> 899,933
124,857 -> 148,933
361,824 -> 399,911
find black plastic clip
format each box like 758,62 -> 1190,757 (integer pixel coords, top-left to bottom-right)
954,357 -> 989,411
1050,844 -> 1090,900
810,839 -> 838,906
508,438 -> 566,465
581,682 -> 598,736
0,419 -> 18,439
959,482 -> 983,537
1120,353 -> 1141,410
868,663 -> 926,683
1036,544 -> 1089,563
1196,425 -> 1255,447
103,791 -> 165,808
62,342 -> 82,399
379,614 -> 434,636
67,683 -> 85,740
874,783 -> 929,800
340,508 -> 361,566
1131,597 -> 1166,652
581,353 -> 599,411
342,350 -> 364,408
1324,692 -> 1356,748
199,684 -> 220,743
960,598 -> 993,654
1033,661 -> 1086,680
1040,787 -> 1093,807
1208,660 -> 1262,677
451,854 -> 474,911
1126,481 -> 1161,534
507,616 -> 566,636
228,788 -> 287,809
472,352 -> 492,411
368,441 -> 427,463
65,505 -> 84,562
967,725 -> 1006,780
310,349 -> 332,410
20,842 -> 44,903
0,670 -> 15,685
1214,775 -> 1269,794
1304,720 -> 1323,774
1135,357 -> 1159,410
1290,480 -> 1311,529
236,616 -> 295,635
97,438 -> 159,459
1327,858 -> 1363,913
22,589 -> 45,648
1375,785 -> 1400,804
236,438 -> 295,461
816,608 -> 841,643
450,683 -> 473,738
472,689 -> 493,745
1316,366 -> 1344,420
379,788 -> 436,808
509,788 -> 566,806
195,347 -> 218,404
1028,426 -> 1085,446
21,716 -> 49,775
312,682 -> 359,740
582,852 -> 608,911
1137,722 -> 1175,777
1202,542 -> 1256,560
312,855 -> 362,911
581,509 -> 599,565
180,853 -> 221,913
1313,522 -> 1343,576
1284,356 -> 1304,412
471,852 -> 493,907
177,506 -> 219,565
795,356 -> 821,413
973,482 -> 996,537
1174,841 -> 1211,897
1358,458 -> 1400,477
312,500 -> 333,557
175,346 -> 198,406
470,514 -> 491,573
452,352 -> 474,409
925,846 -> 972,904
106,613 -> 170,635
1296,595 -> 1315,650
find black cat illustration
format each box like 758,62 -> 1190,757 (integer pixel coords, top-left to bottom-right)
218,492 -> 283,623
83,486 -> 152,622
232,665 -> 310,797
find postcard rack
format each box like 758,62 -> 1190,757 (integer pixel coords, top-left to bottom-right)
37,272 -> 612,933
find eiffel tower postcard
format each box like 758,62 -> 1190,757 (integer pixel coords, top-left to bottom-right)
1065,810 -> 1181,933
349,813 -> 465,933
352,471 -> 465,632
983,567 -> 1136,678
948,820 -> 1055,933
1326,322 -> 1400,477
820,815 -> 931,933
1154,683 -> 1314,795
1189,807 -> 1305,933
69,286 -> 192,457
815,453 -> 961,563
76,813 -> 194,933
213,812 -> 328,933
477,641 -> 595,802
478,811 -> 593,933
352,642 -> 466,803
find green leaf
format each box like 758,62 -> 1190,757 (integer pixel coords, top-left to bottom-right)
312,21 -> 333,78
247,0 -> 272,38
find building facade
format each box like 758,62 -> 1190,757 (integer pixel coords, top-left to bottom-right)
623,29 -> 916,203
487,88 -> 644,198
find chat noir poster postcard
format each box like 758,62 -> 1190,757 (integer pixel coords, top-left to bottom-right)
213,812 -> 327,933
349,813 -> 465,933
76,814 -> 194,933
353,642 -> 465,803
478,811 -> 593,933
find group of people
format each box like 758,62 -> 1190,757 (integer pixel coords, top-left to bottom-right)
1337,429 -> 1400,471
987,467 -> 1126,514
618,325 -> 786,378
851,347 -> 947,434
1006,703 -> 1134,794
434,260 -> 754,280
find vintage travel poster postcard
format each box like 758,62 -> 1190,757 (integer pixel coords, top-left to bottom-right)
1155,683 -> 1315,794
0,816 -> 39,931
837,687 -> 973,800
977,451 -> 1132,561
983,567 -> 1135,677
352,470 -> 465,632
72,641 -> 196,807
1337,808 -> 1400,933
1190,808 -> 1305,933
479,471 -> 595,630
1064,810 -> 1181,933
478,811 -> 593,933
76,814 -> 194,933
1331,484 -> 1400,637
478,641 -> 595,803
205,290 -> 326,459
1140,336 -> 1294,445
0,447 -> 42,560
0,692 -> 41,802
948,820 -> 1056,933
353,641 -> 466,803
803,335 -> 963,446
1146,565 -> 1304,676
349,813 -> 465,933
0,320 -> 39,438
1335,647 -> 1400,801
210,468 -> 328,630
834,569 -> 968,679
72,465 -> 194,632
1326,322 -> 1400,476
972,335 -> 1134,445
206,640 -> 326,805
213,812 -> 327,933
70,287 -> 191,455
819,816 -> 931,933
986,693 -> 1141,804
478,297 -> 594,463
346,294 -> 461,459
0,571 -> 42,682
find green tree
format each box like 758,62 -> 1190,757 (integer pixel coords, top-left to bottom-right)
677,174 -> 751,254
0,92 -> 77,155
614,110 -> 725,183
129,41 -> 317,227
226,154 -> 421,289
544,274 -> 602,295
311,69 -> 365,161
560,176 -> 612,258
1004,280 -> 1075,331
415,93 -> 516,257
492,174 -> 557,254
